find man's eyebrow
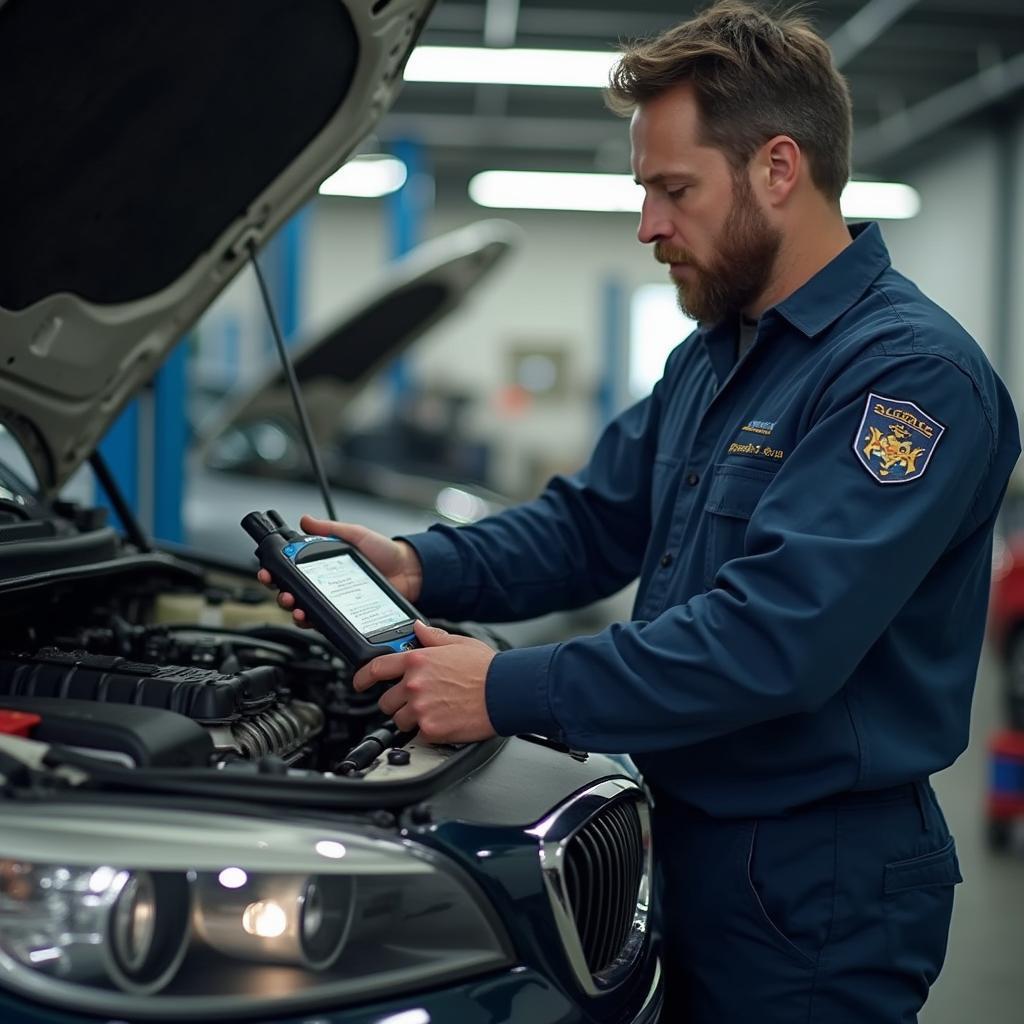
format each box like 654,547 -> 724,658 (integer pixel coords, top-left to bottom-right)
633,172 -> 697,186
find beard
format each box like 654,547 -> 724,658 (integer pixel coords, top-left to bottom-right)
655,175 -> 781,324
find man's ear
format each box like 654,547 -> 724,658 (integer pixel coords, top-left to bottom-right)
754,134 -> 801,208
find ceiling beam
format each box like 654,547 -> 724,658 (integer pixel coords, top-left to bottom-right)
426,3 -> 672,43
828,0 -> 921,69
379,111 -> 620,151
854,49 -> 1024,167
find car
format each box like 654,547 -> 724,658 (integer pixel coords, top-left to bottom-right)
0,2 -> 662,1023
988,519 -> 1024,729
193,217 -> 522,521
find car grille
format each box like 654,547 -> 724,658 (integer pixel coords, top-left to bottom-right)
529,778 -> 652,996
563,797 -> 645,974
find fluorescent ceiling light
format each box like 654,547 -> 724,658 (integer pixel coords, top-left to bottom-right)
469,170 -> 921,219
319,155 -> 407,198
405,46 -> 616,88
838,180 -> 920,219
470,171 -> 642,212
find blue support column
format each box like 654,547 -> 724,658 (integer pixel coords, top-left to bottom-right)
386,139 -> 431,400
258,203 -> 309,357
598,276 -> 627,430
277,205 -> 308,344
153,336 -> 190,544
96,400 -> 140,532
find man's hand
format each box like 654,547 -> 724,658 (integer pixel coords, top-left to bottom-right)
352,620 -> 498,744
256,514 -> 423,627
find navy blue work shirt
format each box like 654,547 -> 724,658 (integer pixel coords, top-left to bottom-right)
404,223 -> 1021,816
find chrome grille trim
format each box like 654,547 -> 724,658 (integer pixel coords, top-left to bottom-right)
527,777 -> 652,996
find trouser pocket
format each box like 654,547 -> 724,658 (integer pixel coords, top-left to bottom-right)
883,836 -> 962,985
742,811 -> 837,967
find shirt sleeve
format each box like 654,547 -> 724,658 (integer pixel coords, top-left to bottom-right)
401,345 -> 687,623
485,350 -> 999,750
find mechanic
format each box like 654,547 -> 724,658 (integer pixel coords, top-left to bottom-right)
262,2 -> 1020,1020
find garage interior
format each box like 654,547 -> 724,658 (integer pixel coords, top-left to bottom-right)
4,1 -> 1024,1021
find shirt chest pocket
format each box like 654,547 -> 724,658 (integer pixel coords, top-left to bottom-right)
703,463 -> 778,588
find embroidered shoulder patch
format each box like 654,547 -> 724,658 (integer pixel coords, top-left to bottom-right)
853,393 -> 945,484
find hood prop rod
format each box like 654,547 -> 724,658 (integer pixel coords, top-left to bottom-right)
88,451 -> 151,553
248,242 -> 337,522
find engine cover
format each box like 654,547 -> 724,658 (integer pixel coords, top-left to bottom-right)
0,648 -> 279,720
0,648 -> 323,765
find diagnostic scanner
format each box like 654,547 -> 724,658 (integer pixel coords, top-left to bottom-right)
242,510 -> 422,667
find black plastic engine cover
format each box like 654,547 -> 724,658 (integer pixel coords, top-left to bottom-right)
0,649 -> 280,723
0,695 -> 213,767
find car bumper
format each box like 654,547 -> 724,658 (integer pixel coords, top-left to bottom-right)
0,959 -> 663,1024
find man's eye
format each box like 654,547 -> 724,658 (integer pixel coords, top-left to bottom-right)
666,186 -> 690,200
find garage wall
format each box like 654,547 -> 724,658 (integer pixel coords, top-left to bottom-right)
874,129 -> 1000,360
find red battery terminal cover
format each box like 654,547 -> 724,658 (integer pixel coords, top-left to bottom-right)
0,710 -> 41,738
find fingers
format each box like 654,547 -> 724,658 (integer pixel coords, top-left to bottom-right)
411,614 -> 448,647
392,704 -> 419,733
300,515 -> 367,545
257,568 -> 272,586
377,681 -> 408,717
352,651 -> 409,692
298,514 -> 335,536
412,619 -> 458,647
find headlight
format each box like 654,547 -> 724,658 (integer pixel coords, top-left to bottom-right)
0,862 -> 190,995
192,871 -> 354,969
0,804 -> 512,1019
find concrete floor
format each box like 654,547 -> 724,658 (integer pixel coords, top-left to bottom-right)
923,646 -> 1024,1023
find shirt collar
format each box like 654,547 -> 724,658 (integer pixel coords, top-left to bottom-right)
772,221 -> 891,338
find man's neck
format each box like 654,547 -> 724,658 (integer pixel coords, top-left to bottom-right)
744,215 -> 853,318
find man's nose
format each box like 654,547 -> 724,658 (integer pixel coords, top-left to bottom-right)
637,197 -> 672,245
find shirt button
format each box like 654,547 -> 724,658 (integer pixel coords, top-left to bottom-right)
660,552 -> 674,568
686,472 -> 700,486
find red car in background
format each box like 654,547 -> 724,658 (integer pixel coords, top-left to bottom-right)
986,527 -> 1024,849
988,530 -> 1024,729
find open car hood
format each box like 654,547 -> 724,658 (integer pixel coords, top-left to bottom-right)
196,218 -> 521,459
0,0 -> 436,498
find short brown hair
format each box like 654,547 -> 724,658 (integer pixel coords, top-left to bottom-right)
607,1 -> 852,203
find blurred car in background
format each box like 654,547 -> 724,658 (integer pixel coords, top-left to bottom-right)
188,218 -> 633,645
190,218 -> 517,556
195,218 -> 517,514
988,526 -> 1024,728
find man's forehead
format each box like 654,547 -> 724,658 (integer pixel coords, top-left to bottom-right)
631,91 -> 705,158
629,95 -> 729,181
629,128 -> 709,182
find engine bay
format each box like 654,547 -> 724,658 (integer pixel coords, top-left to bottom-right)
0,540 -> 498,785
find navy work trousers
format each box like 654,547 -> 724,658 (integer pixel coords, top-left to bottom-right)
652,781 -> 962,1023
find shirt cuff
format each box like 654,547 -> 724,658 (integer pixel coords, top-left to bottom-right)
485,643 -> 562,738
397,527 -> 465,618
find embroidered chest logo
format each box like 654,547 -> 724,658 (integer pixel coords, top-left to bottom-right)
853,393 -> 945,484
728,417 -> 785,461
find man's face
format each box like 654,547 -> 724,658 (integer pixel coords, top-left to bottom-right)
630,84 -> 781,324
